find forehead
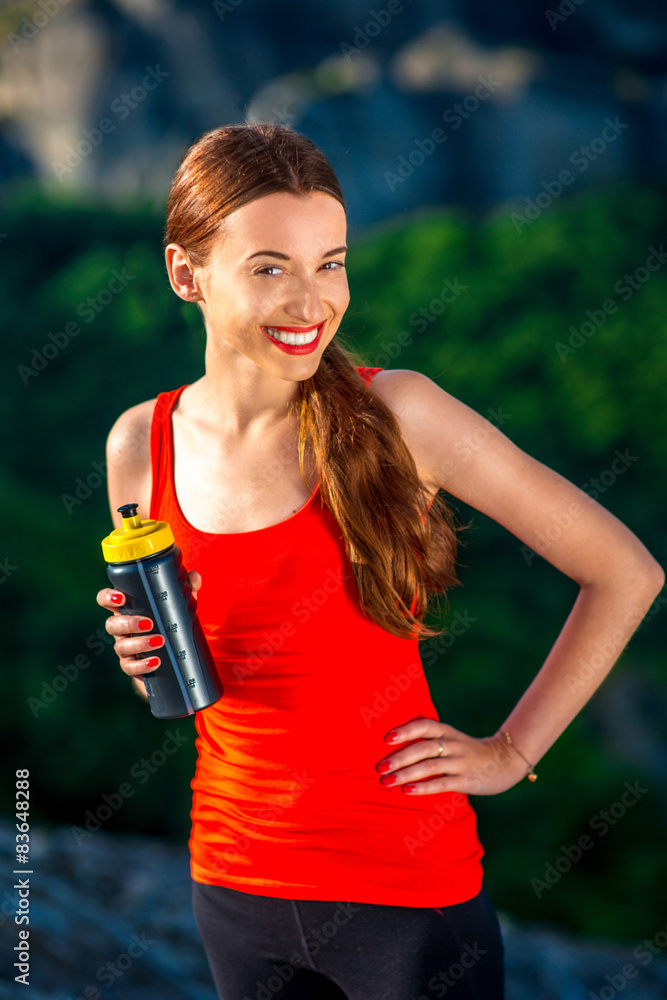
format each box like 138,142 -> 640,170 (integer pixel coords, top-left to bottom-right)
218,190 -> 347,254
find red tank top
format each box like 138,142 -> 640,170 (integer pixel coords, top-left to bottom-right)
149,366 -> 484,907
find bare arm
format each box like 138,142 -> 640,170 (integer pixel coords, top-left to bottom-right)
98,400 -> 157,703
371,371 -> 664,794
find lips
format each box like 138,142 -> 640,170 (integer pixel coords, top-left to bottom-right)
261,322 -> 325,355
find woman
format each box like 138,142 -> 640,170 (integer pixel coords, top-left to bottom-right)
96,123 -> 663,1000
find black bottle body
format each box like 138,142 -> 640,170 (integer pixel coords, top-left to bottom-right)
106,544 -> 224,719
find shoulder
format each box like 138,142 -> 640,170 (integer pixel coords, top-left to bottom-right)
106,397 -> 158,466
368,368 -> 434,402
367,368 -> 509,493
369,367 -> 491,433
106,397 -> 160,525
368,367 -> 465,432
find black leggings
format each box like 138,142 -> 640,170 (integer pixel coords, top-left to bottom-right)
192,879 -> 505,1000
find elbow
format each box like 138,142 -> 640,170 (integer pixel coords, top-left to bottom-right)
645,558 -> 665,602
629,553 -> 665,610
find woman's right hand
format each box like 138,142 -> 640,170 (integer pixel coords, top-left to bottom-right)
96,571 -> 202,691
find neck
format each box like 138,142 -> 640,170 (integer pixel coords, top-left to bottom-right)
187,352 -> 304,440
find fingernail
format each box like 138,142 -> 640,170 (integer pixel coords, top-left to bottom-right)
385,732 -> 399,742
143,657 -> 160,668
110,593 -> 123,605
137,619 -> 153,631
377,761 -> 392,773
404,784 -> 417,793
147,635 -> 164,648
381,774 -> 397,785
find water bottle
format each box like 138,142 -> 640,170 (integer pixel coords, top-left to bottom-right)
101,503 -> 224,719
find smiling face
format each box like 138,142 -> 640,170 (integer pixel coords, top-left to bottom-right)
180,190 -> 350,382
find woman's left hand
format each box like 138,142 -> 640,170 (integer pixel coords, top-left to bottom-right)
375,718 -> 532,796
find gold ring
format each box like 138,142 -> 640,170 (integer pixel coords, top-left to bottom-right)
436,740 -> 444,757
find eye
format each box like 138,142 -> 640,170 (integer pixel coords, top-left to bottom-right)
321,261 -> 346,271
255,266 -> 283,276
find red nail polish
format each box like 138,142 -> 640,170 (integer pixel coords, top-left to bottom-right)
147,635 -> 164,648
381,774 -> 397,785
137,619 -> 153,632
385,732 -> 398,742
404,784 -> 417,793
143,657 -> 160,668
110,593 -> 123,605
377,761 -> 392,773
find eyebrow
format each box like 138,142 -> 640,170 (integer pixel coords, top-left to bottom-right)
246,245 -> 348,261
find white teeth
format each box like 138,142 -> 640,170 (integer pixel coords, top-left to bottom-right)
265,326 -> 320,345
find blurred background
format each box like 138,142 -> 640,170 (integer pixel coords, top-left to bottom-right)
1,1 -> 667,997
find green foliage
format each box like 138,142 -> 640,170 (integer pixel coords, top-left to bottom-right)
3,182 -> 666,940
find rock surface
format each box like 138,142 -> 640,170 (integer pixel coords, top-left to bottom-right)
1,821 -> 667,999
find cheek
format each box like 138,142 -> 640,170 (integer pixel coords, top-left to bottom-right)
335,282 -> 350,313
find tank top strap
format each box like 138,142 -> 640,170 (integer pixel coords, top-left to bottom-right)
357,366 -> 383,386
149,384 -> 188,521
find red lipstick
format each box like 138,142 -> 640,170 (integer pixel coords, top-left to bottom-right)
262,322 -> 324,355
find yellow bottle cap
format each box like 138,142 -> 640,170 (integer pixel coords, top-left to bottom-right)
101,503 -> 174,563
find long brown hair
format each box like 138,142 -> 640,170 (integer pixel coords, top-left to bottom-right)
164,122 -> 459,640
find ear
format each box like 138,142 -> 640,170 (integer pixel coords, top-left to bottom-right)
165,243 -> 205,302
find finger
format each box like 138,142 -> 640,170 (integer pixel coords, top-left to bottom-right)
376,737 -> 462,775
96,588 -> 126,609
383,718 -> 460,746
400,775 -> 467,796
118,650 -> 162,678
379,753 -> 464,787
113,632 -> 165,661
104,614 -> 154,636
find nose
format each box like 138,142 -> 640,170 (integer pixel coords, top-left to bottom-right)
284,275 -> 327,325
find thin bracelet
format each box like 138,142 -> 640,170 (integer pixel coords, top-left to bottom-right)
501,731 -> 537,782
